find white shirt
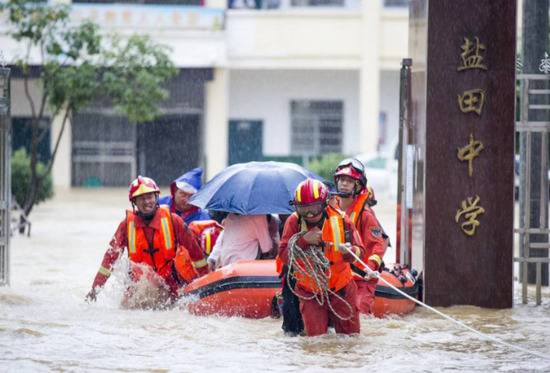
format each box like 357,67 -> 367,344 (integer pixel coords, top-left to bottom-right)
208,214 -> 273,269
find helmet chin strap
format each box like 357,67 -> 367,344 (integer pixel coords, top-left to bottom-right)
137,207 -> 157,220
335,177 -> 364,198
131,194 -> 159,221
335,191 -> 353,198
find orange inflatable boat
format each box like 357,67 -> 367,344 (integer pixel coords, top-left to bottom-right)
183,260 -> 419,319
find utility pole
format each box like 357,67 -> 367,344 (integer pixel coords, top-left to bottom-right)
0,61 -> 11,286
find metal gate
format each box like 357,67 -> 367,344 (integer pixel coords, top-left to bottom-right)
515,74 -> 550,305
0,66 -> 11,286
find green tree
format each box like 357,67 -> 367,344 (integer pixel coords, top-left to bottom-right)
307,153 -> 347,181
1,0 -> 177,223
11,147 -> 53,208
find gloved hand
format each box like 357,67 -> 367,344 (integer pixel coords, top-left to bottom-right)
302,228 -> 323,246
363,259 -> 379,280
364,270 -> 379,281
337,242 -> 352,254
85,288 -> 97,302
207,256 -> 217,271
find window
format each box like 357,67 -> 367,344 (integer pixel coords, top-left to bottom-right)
72,0 -> 202,5
11,117 -> 51,163
291,100 -> 343,155
384,0 -> 409,7
291,0 -> 344,6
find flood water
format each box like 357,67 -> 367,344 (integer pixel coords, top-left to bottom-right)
1,188 -> 549,372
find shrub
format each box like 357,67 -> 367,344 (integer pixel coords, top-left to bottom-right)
307,153 -> 348,181
11,147 -> 54,207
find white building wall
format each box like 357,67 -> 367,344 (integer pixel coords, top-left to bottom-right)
205,68 -> 229,179
379,70 -> 401,154
229,69 -> 402,158
228,69 -> 360,156
226,10 -> 362,70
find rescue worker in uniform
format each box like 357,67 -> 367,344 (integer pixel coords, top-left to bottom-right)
277,178 -> 365,336
333,158 -> 389,314
86,176 -> 209,305
188,219 -> 224,259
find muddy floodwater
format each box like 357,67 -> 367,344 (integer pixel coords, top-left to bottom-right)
1,188 -> 549,372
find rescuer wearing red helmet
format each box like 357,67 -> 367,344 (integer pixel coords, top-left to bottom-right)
188,219 -> 224,258
277,178 -> 365,336
85,176 -> 209,306
334,158 -> 389,314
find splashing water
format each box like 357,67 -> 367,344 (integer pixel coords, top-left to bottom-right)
1,188 -> 549,372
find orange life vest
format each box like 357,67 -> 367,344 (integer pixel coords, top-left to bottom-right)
294,206 -> 353,293
127,206 -> 197,283
188,220 -> 224,258
345,191 -> 384,272
347,191 -> 369,226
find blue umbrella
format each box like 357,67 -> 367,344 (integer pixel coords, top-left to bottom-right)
189,161 -> 324,215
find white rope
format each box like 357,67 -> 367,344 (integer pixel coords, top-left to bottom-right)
342,246 -> 550,361
286,233 -> 354,321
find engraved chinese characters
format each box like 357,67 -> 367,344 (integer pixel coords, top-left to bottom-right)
457,37 -> 487,71
455,36 -> 487,236
455,195 -> 486,237
457,133 -> 484,178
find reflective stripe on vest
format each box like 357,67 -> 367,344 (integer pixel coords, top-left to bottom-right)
128,220 -> 137,254
295,208 -> 351,293
204,231 -> 212,255
328,214 -> 344,251
348,192 -> 369,226
126,206 -> 176,267
160,215 -> 173,250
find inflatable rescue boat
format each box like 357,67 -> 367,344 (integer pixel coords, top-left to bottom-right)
183,259 -> 419,319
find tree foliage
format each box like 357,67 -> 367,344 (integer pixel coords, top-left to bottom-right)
307,153 -> 348,181
11,147 -> 53,207
0,0 -> 177,221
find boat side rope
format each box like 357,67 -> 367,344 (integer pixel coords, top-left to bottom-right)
286,232 -> 354,321
342,245 -> 550,361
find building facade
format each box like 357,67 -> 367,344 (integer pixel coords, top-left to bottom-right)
1,0 -> 409,187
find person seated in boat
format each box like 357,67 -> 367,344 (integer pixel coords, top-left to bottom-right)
333,158 -> 390,315
85,176 -> 209,306
206,213 -> 275,270
277,178 -> 365,337
261,213 -> 281,259
188,219 -> 224,259
158,167 -> 211,225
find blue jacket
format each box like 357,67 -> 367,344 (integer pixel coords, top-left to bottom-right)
159,167 -> 211,225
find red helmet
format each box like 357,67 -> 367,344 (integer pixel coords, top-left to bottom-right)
128,176 -> 160,202
334,158 -> 367,187
293,178 -> 329,206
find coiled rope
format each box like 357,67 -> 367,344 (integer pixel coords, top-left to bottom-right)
286,232 -> 354,321
341,245 -> 550,361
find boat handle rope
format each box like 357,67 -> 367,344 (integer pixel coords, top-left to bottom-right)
342,245 -> 550,361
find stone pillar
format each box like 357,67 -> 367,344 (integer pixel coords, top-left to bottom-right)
409,0 -> 516,308
204,68 -> 228,180
359,0 -> 381,154
51,108 -> 72,189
